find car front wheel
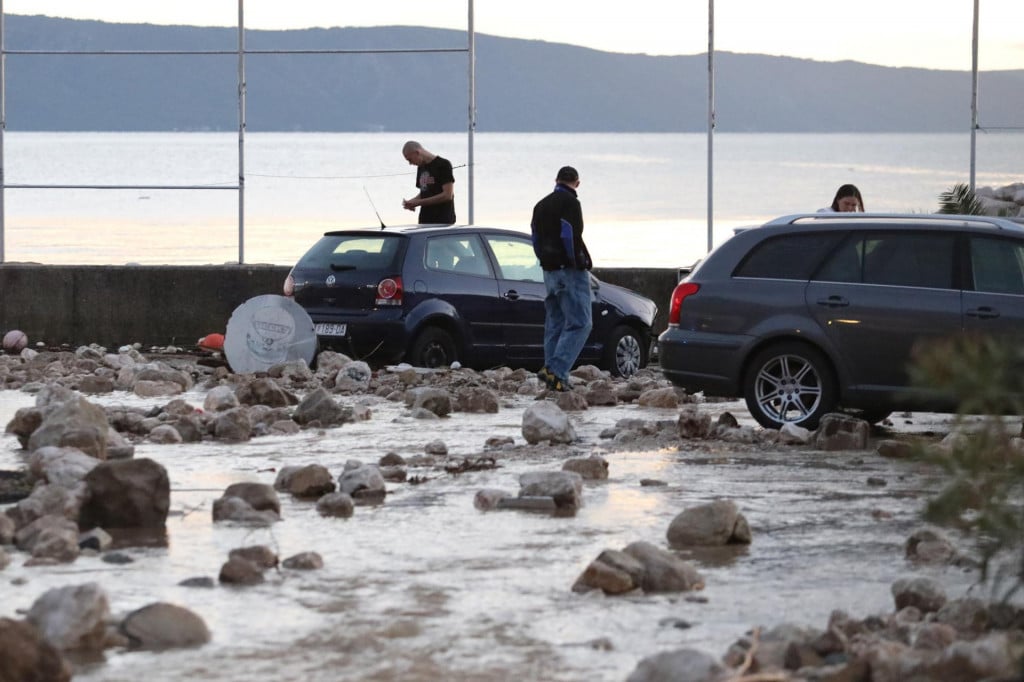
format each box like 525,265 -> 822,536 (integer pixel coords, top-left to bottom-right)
605,325 -> 647,378
408,326 -> 458,369
743,342 -> 837,430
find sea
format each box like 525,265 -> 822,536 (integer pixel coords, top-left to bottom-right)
0,131 -> 1020,269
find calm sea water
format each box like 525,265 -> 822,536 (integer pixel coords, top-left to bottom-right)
0,131 -> 1021,268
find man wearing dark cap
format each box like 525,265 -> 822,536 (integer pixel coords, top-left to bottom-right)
530,166 -> 593,392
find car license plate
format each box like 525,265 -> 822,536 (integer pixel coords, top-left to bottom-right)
314,323 -> 347,337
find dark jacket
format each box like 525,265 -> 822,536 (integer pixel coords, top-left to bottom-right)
530,184 -> 592,271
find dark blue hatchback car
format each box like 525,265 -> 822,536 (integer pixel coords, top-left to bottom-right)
284,225 -> 657,376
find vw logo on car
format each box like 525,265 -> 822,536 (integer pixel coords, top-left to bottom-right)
325,275 -> 336,287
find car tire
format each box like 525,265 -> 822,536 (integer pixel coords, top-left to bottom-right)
408,326 -> 458,369
605,325 -> 647,378
743,342 -> 837,430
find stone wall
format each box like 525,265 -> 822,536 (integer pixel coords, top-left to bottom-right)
0,265 -> 679,349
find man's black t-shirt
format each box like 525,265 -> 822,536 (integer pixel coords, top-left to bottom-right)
415,156 -> 456,225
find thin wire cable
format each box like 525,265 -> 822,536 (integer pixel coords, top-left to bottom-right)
249,163 -> 470,180
3,165 -> 473,190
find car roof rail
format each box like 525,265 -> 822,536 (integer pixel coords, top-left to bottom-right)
762,212 -> 1024,231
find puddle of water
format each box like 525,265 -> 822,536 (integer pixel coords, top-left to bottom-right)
0,389 -> 983,681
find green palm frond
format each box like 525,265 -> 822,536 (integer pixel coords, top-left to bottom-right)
938,182 -> 985,215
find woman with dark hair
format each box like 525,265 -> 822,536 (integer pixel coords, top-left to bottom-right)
818,184 -> 865,212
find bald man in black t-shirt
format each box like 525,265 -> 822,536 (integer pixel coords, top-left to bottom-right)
401,140 -> 456,225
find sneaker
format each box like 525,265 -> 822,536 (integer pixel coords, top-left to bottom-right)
537,366 -> 556,388
550,375 -> 572,392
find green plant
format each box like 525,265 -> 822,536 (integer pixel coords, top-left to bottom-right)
938,182 -> 986,215
911,335 -> 1024,599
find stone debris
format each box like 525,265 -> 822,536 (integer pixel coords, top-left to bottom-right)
0,345 -> 1013,679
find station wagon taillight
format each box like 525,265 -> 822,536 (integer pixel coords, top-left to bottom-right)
667,282 -> 700,325
376,277 -> 403,306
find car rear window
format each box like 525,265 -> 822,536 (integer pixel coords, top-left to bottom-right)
734,232 -> 844,280
296,234 -> 404,271
970,236 -> 1024,294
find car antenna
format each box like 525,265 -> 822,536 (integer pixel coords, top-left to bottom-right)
363,186 -> 386,230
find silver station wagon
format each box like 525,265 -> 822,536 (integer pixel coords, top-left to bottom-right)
659,213 -> 1024,429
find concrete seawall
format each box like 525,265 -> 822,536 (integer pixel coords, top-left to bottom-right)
0,265 -> 679,348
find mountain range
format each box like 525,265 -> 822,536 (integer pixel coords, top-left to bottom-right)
5,14 -> 1023,133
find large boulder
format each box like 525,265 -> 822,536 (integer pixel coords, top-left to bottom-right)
235,377 -> 296,408
78,458 -> 171,530
521,401 -> 576,444
0,618 -> 71,682
572,549 -> 646,595
274,464 -> 336,498
119,602 -> 211,650
518,471 -> 583,510
626,649 -> 725,682
293,388 -> 352,427
6,484 -> 85,531
15,515 -> 80,563
623,541 -> 704,593
27,396 -> 110,460
26,583 -> 109,654
337,462 -> 386,503
28,446 -> 100,488
677,406 -> 712,439
212,482 -> 281,524
666,499 -> 752,547
814,413 -> 870,451
405,387 -> 452,417
892,576 -> 947,614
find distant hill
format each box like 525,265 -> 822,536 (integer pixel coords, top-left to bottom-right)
4,14 -> 1023,133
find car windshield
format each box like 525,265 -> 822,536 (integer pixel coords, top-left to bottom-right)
296,234 -> 404,271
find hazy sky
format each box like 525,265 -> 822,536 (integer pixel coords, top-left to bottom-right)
4,0 -> 1023,71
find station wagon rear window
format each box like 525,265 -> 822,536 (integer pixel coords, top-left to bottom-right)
734,232 -> 844,280
970,236 -> 1024,295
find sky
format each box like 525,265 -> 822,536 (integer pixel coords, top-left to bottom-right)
3,0 -> 1023,71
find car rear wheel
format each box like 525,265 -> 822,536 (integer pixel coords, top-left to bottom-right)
743,342 -> 837,430
605,325 -> 647,378
408,326 -> 458,369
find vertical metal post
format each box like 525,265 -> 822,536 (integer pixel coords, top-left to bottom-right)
0,0 -> 6,264
969,0 -> 979,191
467,0 -> 476,224
706,0 -> 715,253
237,0 -> 246,263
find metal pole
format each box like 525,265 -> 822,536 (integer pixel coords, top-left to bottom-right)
467,0 -> 476,224
706,0 -> 715,253
0,0 -> 6,264
237,0 -> 246,264
969,0 -> 979,191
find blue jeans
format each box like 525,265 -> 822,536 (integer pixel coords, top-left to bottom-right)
542,268 -> 593,379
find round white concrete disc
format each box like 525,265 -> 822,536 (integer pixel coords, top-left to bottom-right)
224,294 -> 317,374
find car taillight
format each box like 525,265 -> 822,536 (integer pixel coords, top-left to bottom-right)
283,272 -> 295,297
667,282 -> 700,325
376,276 -> 403,306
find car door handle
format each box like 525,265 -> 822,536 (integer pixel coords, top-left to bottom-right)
815,296 -> 849,308
966,306 -> 1000,319
503,290 -> 521,301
